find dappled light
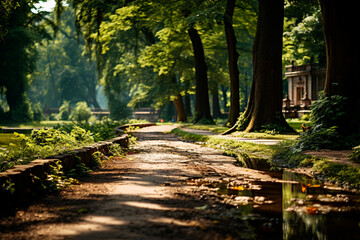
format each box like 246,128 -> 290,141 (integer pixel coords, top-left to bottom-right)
1,0 -> 360,239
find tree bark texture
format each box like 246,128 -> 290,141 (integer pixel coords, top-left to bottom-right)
173,94 -> 187,122
170,75 -> 187,122
188,27 -> 214,124
224,0 -> 292,134
319,0 -> 360,134
224,0 -> 240,127
319,0 -> 360,102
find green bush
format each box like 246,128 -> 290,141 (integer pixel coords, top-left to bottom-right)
69,101 -> 93,122
56,100 -> 71,121
31,102 -> 45,121
310,95 -> 347,129
56,117 -> 123,142
0,127 -> 94,172
350,146 -> 360,163
294,95 -> 360,151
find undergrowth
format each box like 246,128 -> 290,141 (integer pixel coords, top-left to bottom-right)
0,127 -> 94,172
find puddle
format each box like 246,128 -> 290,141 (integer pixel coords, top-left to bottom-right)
186,170 -> 360,239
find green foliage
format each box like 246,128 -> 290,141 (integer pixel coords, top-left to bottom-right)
311,95 -> 347,129
66,157 -> 91,178
31,102 -> 45,122
90,151 -> 106,168
69,101 -> 93,122
109,143 -> 125,157
0,0 -> 53,121
56,100 -> 71,121
312,160 -> 360,188
283,2 -> 325,66
294,95 -> 360,151
0,127 -> 94,172
349,146 -> 360,163
56,117 -> 124,142
44,160 -> 79,192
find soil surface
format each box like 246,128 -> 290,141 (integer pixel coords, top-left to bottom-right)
0,125 -> 327,239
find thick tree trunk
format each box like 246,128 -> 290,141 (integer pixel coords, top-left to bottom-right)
319,0 -> 359,99
319,0 -> 360,133
224,0 -> 240,127
188,27 -> 214,124
223,0 -> 292,134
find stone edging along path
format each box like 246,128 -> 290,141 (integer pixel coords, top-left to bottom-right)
0,123 -> 156,213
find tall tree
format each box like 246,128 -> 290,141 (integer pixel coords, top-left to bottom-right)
224,0 -> 240,127
0,0 -> 18,40
188,26 -> 214,123
28,7 -> 101,109
318,0 -> 360,134
0,0 -> 51,121
224,0 -> 293,133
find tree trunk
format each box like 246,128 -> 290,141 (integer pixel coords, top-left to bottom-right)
211,84 -> 221,119
319,0 -> 359,100
170,75 -> 187,122
184,93 -> 192,117
173,94 -> 187,122
224,0 -> 240,127
188,27 -> 214,124
220,85 -> 229,113
319,0 -> 360,133
223,0 -> 292,134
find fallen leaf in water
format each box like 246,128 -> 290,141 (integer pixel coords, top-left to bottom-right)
229,185 -> 244,191
306,206 -> 318,214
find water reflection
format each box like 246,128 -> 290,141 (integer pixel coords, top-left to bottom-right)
186,169 -> 360,239
282,170 -> 360,240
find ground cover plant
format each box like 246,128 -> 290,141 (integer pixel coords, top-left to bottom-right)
0,118 -> 145,172
0,127 -> 95,172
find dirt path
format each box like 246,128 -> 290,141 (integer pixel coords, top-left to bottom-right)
0,125 -> 294,239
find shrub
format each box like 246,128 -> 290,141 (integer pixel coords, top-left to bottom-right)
56,117 -> 123,142
31,102 -> 45,121
294,95 -> 360,151
349,146 -> 360,163
0,127 -> 94,172
56,100 -> 71,120
69,101 -> 93,122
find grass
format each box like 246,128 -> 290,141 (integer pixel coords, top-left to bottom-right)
0,120 -> 71,129
170,127 -> 360,188
0,133 -> 24,148
178,118 -> 306,140
170,128 -> 274,159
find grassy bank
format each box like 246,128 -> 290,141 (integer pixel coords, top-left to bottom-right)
170,127 -> 360,188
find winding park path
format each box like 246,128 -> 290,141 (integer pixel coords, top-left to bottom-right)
1,125 -> 359,239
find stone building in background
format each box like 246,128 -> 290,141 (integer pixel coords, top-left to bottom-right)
283,62 -> 326,118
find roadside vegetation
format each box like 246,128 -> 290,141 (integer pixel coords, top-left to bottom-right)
170,125 -> 360,189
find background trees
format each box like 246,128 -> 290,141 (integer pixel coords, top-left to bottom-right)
28,7 -> 102,109
2,0 -> 357,149
0,0 -> 52,121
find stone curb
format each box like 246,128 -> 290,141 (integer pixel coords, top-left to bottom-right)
0,133 -> 129,214
0,123 -> 156,214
